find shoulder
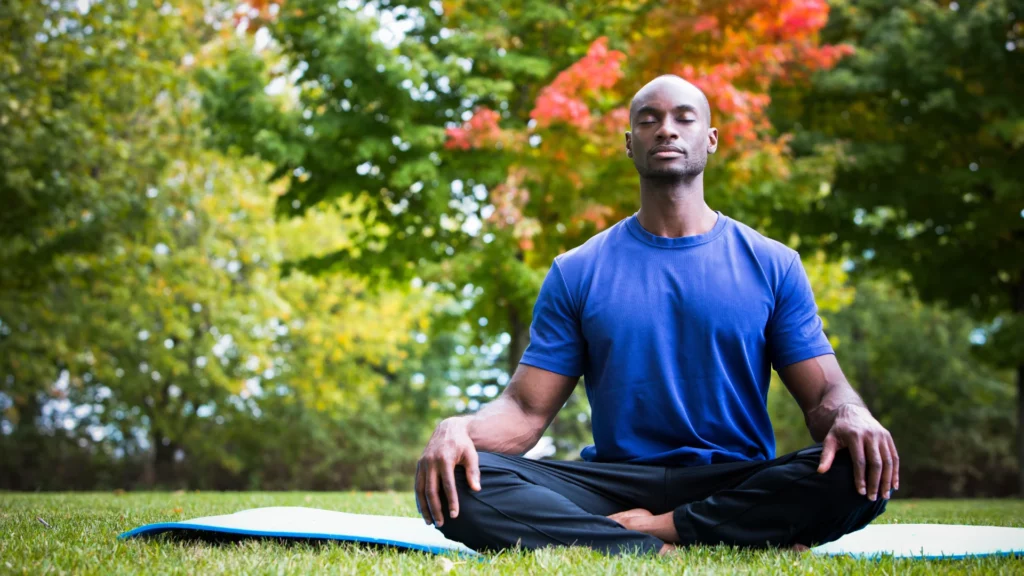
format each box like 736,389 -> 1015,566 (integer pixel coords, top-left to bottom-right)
724,216 -> 800,269
553,215 -> 631,273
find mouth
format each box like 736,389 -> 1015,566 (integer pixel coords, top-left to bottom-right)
649,146 -> 685,159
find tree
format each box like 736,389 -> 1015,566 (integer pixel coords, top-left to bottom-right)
1,1 -> 446,490
0,0 -> 215,289
771,0 -> 1024,491
205,0 -> 855,382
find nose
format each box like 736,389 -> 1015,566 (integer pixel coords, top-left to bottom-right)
655,117 -> 680,141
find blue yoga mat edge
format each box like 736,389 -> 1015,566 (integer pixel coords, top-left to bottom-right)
118,523 -> 477,557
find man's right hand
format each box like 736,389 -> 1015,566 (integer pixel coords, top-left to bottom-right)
414,417 -> 481,527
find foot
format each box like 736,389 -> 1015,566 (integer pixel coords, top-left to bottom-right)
607,508 -> 680,544
791,543 -> 810,553
608,508 -> 653,526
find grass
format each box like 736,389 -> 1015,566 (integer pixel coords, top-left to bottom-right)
1,492 -> 1022,574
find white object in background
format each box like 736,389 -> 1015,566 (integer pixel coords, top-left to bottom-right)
812,523 -> 1024,558
120,506 -> 477,556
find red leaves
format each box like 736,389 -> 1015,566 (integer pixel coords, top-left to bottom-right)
441,2 -> 857,251
693,15 -> 719,34
751,0 -> 829,37
660,0 -> 854,148
530,37 -> 626,129
444,107 -> 504,150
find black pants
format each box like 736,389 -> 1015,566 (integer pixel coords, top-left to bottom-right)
435,445 -> 887,555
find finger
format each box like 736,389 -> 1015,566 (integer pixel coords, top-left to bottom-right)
865,438 -> 883,501
878,440 -> 893,500
817,433 -> 839,474
426,465 -> 445,527
442,460 -> 459,520
888,434 -> 900,492
414,463 -> 433,525
464,446 -> 481,492
850,437 -> 867,496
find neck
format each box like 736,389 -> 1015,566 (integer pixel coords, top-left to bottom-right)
636,172 -> 717,238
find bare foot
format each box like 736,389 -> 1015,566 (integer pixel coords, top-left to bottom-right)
607,508 -> 653,526
658,543 -> 677,556
791,543 -> 810,553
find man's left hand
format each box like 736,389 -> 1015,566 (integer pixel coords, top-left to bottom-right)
817,404 -> 899,501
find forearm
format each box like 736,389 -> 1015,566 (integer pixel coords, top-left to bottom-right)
451,394 -> 548,455
803,381 -> 867,442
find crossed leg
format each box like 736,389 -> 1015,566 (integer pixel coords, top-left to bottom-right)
434,446 -> 887,555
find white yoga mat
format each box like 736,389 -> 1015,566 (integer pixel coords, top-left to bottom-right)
812,523 -> 1024,559
119,507 -> 477,556
120,506 -> 1024,559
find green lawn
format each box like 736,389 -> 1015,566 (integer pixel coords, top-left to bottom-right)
1,493 -> 1022,574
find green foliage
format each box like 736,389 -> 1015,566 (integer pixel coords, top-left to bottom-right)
0,0 -> 445,491
1,0 -> 1018,497
3,493 -> 1024,574
771,0 -> 1024,491
0,0 -> 196,289
774,0 -> 1024,363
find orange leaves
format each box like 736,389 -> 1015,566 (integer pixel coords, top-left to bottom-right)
530,37 -> 626,130
439,3 -> 857,258
806,43 -> 857,69
652,0 -> 854,150
233,0 -> 281,33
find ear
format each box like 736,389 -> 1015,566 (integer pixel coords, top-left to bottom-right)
625,131 -> 633,158
707,127 -> 719,155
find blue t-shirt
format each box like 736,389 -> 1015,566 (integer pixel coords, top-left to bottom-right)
518,212 -> 834,467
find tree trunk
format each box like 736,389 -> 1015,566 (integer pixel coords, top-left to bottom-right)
1014,279 -> 1024,497
1018,361 -> 1024,497
506,250 -> 531,375
145,432 -> 179,488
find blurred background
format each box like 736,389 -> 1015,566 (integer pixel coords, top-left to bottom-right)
1,0 -> 1021,497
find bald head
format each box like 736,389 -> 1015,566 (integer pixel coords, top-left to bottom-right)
629,75 -> 712,129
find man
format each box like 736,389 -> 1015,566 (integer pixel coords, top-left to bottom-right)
415,75 -> 897,555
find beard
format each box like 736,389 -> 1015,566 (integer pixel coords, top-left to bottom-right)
635,153 -> 707,181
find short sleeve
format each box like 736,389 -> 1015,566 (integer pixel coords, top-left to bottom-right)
768,254 -> 835,370
518,260 -> 586,377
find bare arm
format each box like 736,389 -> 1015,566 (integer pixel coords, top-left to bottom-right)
778,354 -> 866,442
779,354 -> 899,501
463,364 -> 579,454
415,364 -> 578,526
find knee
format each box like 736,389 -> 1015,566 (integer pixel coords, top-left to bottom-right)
434,455 -> 512,549
815,449 -> 888,522
791,449 -> 887,546
434,473 -> 487,547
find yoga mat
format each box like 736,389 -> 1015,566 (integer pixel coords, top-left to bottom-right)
812,523 -> 1024,559
121,507 -> 1024,559
119,506 -> 477,556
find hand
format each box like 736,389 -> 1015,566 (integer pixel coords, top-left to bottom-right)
414,418 -> 481,527
817,404 -> 899,501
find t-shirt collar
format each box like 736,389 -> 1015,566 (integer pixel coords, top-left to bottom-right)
625,210 -> 729,248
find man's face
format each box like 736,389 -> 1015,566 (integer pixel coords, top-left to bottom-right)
625,80 -> 718,181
